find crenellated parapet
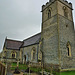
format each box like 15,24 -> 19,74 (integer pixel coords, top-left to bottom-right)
42,0 -> 73,11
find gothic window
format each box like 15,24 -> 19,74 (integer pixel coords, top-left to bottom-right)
31,47 -> 36,60
11,52 -> 16,58
67,42 -> 71,57
38,51 -> 42,62
48,9 -> 51,19
12,53 -> 15,58
33,53 -> 35,59
67,46 -> 69,56
63,6 -> 68,18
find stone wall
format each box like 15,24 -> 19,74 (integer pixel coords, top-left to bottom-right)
42,1 -> 57,23
42,0 -> 75,70
22,44 -> 39,63
59,14 -> 75,69
42,1 -> 59,64
2,48 -> 20,62
57,1 -> 73,21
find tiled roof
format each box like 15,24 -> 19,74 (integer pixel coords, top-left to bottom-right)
4,33 -> 41,50
22,33 -> 41,47
5,39 -> 23,50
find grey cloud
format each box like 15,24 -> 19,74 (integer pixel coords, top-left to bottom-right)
0,0 -> 75,52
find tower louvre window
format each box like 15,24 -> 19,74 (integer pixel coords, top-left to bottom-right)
48,9 -> 51,19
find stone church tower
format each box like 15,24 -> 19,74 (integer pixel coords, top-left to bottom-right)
41,0 -> 75,70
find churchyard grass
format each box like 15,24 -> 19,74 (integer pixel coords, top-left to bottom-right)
11,62 -> 42,72
60,71 -> 75,75
11,62 -> 17,67
10,63 -> 75,75
10,62 -> 42,73
30,67 -> 41,73
11,63 -> 28,70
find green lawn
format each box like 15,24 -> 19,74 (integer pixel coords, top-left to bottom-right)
30,67 -> 41,73
60,71 -> 75,75
51,71 -> 75,75
11,63 -> 28,70
11,63 -> 42,72
10,63 -> 75,75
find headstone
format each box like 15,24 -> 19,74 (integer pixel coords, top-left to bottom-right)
17,61 -> 19,67
13,67 -> 20,74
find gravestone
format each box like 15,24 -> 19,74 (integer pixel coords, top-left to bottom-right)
13,67 -> 20,74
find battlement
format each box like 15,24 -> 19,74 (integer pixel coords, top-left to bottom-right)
42,0 -> 73,11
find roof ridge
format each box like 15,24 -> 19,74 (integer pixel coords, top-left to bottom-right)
6,39 -> 23,43
23,32 -> 41,41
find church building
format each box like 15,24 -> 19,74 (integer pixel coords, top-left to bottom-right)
2,0 -> 75,71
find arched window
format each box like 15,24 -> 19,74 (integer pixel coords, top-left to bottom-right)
31,47 -> 36,61
12,53 -> 15,58
63,6 -> 68,18
67,47 -> 69,56
11,51 -> 16,58
67,42 -> 71,57
33,52 -> 35,59
48,9 -> 51,19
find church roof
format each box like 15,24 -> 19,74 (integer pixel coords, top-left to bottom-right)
3,33 -> 41,50
22,33 -> 41,47
5,39 -> 23,50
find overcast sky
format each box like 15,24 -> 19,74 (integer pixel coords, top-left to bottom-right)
0,0 -> 75,52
